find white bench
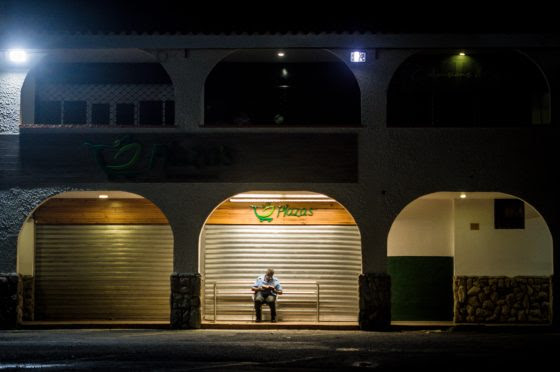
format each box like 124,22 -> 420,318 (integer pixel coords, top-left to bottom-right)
204,279 -> 320,322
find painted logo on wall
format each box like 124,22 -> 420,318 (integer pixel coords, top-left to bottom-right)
251,204 -> 314,223
84,135 -> 233,179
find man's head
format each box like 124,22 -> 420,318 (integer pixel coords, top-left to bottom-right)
266,268 -> 274,278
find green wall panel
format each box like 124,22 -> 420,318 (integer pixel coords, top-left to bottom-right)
388,256 -> 453,321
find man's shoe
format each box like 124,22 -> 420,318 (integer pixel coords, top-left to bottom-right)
271,319 -> 277,323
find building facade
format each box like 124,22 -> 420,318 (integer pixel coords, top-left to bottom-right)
0,31 -> 558,329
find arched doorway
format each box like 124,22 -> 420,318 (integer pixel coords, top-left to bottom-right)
387,50 -> 550,127
199,191 -> 362,324
20,49 -> 175,127
388,192 -> 553,324
204,49 -> 361,126
17,191 -> 173,323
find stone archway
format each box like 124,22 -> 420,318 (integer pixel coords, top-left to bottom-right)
16,190 -> 174,324
388,192 -> 553,324
197,191 -> 363,325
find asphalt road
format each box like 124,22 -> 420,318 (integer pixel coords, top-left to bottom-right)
0,328 -> 557,371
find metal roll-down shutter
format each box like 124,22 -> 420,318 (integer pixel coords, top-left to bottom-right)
202,224 -> 362,322
35,224 -> 173,321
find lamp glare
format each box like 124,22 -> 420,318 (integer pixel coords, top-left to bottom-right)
8,49 -> 28,63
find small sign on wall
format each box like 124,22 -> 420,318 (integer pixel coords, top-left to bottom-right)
494,199 -> 525,229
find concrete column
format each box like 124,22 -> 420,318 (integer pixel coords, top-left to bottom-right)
161,50 -> 232,129
0,70 -> 28,134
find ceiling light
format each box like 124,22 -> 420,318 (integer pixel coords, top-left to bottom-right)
230,199 -> 335,203
229,193 -> 335,203
98,194 -> 109,199
459,52 -> 466,56
277,51 -> 285,57
460,193 -> 467,199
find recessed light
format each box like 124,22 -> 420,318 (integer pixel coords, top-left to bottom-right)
460,193 -> 467,199
98,194 -> 109,199
277,51 -> 285,57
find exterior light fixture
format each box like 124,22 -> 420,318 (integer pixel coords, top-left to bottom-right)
459,52 -> 466,56
98,194 -> 109,199
460,193 -> 467,199
277,51 -> 285,57
7,49 -> 28,63
350,51 -> 366,63
281,68 -> 288,78
229,193 -> 335,203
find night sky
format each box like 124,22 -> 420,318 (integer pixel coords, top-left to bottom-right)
0,0 -> 558,35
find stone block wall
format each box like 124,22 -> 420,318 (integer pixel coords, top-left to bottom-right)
170,273 -> 201,329
17,275 -> 34,322
454,276 -> 552,324
0,273 -> 18,328
359,272 -> 391,330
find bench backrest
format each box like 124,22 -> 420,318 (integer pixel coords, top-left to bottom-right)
203,279 -> 320,322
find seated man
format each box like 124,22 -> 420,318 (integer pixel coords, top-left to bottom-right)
252,268 -> 283,323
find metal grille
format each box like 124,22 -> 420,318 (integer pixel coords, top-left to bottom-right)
35,225 -> 173,321
36,83 -> 174,125
201,225 -> 362,322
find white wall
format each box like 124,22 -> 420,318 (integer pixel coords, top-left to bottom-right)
17,218 -> 35,276
388,199 -> 453,257
454,199 -> 553,276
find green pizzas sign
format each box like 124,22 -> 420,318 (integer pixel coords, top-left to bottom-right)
251,204 -> 314,223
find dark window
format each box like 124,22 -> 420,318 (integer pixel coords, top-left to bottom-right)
205,62 -> 360,126
33,63 -> 172,84
494,199 -> 525,229
91,104 -> 110,125
116,104 -> 135,125
63,101 -> 87,124
388,51 -> 550,127
31,63 -> 175,127
36,101 -> 61,124
139,101 -> 163,125
164,101 -> 175,126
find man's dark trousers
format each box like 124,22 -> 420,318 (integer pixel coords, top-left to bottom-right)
254,293 -> 276,321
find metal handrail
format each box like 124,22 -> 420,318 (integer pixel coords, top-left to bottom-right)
316,283 -> 320,323
208,280 -> 321,323
213,282 -> 217,323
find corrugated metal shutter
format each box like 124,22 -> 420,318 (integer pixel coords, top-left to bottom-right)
202,225 -> 361,322
35,225 -> 173,321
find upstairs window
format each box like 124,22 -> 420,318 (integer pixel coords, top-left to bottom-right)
387,51 -> 550,127
32,63 -> 175,127
204,49 -> 361,127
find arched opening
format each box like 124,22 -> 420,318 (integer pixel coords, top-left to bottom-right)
388,192 -> 553,324
20,49 -> 175,127
387,50 -> 550,127
199,191 -> 362,324
17,191 -> 173,323
204,49 -> 361,126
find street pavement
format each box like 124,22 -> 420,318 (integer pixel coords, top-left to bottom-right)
0,328 -> 558,371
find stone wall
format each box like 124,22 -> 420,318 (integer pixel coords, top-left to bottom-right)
359,272 -> 391,330
170,273 -> 201,329
454,276 -> 552,324
0,273 -> 18,328
17,275 -> 34,322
